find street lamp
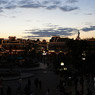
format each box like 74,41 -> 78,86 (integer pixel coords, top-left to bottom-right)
60,62 -> 68,71
59,62 -> 68,76
81,51 -> 86,95
42,51 -> 47,64
60,62 -> 64,66
82,57 -> 86,61
82,51 -> 86,61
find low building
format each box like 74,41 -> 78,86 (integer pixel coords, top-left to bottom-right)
2,36 -> 27,50
49,36 -> 70,52
86,37 -> 95,53
0,38 -> 4,45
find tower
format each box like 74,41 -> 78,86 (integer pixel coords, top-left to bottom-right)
76,30 -> 80,40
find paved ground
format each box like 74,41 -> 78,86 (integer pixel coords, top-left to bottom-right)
0,62 -> 95,95
1,64 -> 60,95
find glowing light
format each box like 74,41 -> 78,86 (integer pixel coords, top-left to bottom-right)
60,62 -> 64,66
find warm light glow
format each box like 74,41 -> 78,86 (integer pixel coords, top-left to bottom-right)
64,68 -> 67,71
82,57 -> 86,61
42,51 -> 46,55
82,51 -> 86,56
60,62 -> 64,66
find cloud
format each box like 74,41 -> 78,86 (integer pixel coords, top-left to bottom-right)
82,26 -> 95,32
19,0 -> 43,8
5,5 -> 16,9
85,13 -> 93,15
0,0 -> 17,10
19,0 -> 59,9
66,0 -> 78,3
42,1 -> 50,4
19,0 -> 79,12
0,7 -> 3,12
46,5 -> 57,10
42,0 -> 61,5
52,0 -> 61,5
20,3 -> 42,8
18,0 -> 30,5
25,25 -> 95,38
60,6 -> 79,12
25,26 -> 78,37
0,9 -> 3,12
0,0 -> 7,4
44,23 -> 58,28
0,0 -> 79,13
10,16 -> 16,18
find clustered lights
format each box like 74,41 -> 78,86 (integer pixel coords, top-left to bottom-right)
60,62 -> 67,71
82,51 -> 86,61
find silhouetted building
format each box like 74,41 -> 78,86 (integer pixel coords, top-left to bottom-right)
49,36 -> 70,52
50,36 -> 60,42
2,36 -> 27,51
86,37 -> 95,52
9,36 -> 16,41
0,38 -> 4,45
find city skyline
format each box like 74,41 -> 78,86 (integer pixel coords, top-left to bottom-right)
0,0 -> 95,41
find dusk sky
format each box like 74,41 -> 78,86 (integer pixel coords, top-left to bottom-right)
0,0 -> 95,40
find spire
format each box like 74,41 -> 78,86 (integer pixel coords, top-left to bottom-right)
78,30 -> 80,37
76,30 -> 80,40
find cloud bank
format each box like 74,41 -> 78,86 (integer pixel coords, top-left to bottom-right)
25,25 -> 95,38
60,6 -> 79,12
0,0 -> 79,12
25,26 -> 78,37
66,0 -> 78,3
82,26 -> 95,32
